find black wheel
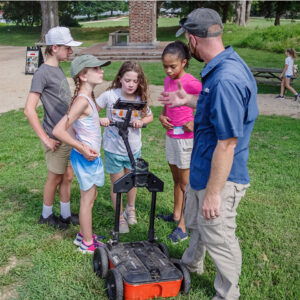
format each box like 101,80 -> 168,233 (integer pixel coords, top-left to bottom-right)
106,268 -> 123,300
93,247 -> 108,278
158,242 -> 170,258
171,258 -> 191,294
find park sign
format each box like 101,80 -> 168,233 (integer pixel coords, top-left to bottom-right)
25,46 -> 44,75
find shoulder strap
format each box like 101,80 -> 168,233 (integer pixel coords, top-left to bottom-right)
77,94 -> 97,111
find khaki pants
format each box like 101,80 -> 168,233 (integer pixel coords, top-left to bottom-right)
182,181 -> 249,300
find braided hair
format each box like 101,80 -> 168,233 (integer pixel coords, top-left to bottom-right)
68,68 -> 96,113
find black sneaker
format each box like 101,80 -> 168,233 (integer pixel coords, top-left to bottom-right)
295,94 -> 299,101
38,213 -> 69,230
60,213 -> 79,226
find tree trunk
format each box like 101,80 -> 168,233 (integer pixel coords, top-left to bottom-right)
221,2 -> 230,24
235,1 -> 246,26
274,12 -> 281,26
40,1 -> 59,42
245,0 -> 252,25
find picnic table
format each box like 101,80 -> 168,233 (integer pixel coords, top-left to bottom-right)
250,67 -> 297,85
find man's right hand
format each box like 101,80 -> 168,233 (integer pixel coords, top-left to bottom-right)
158,81 -> 187,108
44,136 -> 61,152
159,114 -> 174,130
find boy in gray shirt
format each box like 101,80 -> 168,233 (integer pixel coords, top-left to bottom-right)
24,27 -> 82,229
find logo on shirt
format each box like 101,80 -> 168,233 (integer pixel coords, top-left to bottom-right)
59,79 -> 72,105
204,88 -> 210,93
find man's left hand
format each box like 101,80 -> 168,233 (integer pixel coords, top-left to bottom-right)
202,193 -> 221,220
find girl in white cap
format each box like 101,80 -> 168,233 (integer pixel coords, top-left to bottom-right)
53,55 -> 111,254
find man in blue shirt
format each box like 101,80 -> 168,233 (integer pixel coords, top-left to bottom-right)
159,8 -> 258,300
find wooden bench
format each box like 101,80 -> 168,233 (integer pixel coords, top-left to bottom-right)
250,67 -> 297,85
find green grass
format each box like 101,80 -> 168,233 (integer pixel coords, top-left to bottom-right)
247,17 -> 300,28
0,107 -> 299,299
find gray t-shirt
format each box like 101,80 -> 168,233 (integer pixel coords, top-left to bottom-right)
96,88 -> 152,155
30,63 -> 71,139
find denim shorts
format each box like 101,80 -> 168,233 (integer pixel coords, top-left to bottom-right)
285,75 -> 292,78
104,150 -> 141,174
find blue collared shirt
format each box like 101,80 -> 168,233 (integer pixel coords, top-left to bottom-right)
190,46 -> 258,190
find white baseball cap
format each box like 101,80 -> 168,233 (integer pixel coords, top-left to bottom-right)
45,26 -> 82,47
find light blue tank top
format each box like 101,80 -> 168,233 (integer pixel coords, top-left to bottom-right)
72,94 -> 101,153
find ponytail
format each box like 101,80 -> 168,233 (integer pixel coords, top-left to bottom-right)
287,48 -> 297,59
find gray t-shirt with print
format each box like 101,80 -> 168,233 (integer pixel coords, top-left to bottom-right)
96,88 -> 152,155
30,63 -> 71,139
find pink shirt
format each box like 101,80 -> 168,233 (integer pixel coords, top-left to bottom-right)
165,73 -> 202,139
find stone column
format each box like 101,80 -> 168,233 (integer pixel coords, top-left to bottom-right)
129,0 -> 157,48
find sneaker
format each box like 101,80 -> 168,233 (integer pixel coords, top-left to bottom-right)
275,95 -> 285,100
73,232 -> 105,247
78,240 -> 105,254
119,218 -> 129,234
156,213 -> 179,223
60,213 -> 79,226
123,207 -> 137,225
38,213 -> 69,230
295,94 -> 299,101
168,227 -> 188,244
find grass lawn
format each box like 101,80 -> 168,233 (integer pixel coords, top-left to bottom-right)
0,107 -> 299,299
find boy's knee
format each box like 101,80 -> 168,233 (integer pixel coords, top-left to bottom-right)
52,174 -> 64,185
64,167 -> 74,182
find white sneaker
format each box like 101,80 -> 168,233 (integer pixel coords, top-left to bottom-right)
119,217 -> 129,233
123,207 -> 137,225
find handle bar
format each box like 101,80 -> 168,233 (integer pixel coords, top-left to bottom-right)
109,121 -> 146,128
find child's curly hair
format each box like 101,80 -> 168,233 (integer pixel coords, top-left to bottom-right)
108,61 -> 149,115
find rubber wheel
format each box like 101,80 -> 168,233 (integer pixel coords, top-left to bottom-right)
158,242 -> 170,258
93,247 -> 108,278
106,268 -> 124,300
171,258 -> 191,294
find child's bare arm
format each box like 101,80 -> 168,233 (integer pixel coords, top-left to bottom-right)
53,98 -> 99,160
24,92 -> 60,152
159,105 -> 173,130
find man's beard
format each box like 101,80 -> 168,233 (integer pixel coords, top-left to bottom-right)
189,39 -> 204,62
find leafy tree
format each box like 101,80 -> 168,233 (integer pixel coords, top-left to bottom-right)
252,1 -> 300,26
162,1 -> 235,24
74,1 -> 128,21
2,1 -> 41,26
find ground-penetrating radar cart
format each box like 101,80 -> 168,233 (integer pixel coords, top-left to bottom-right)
93,99 -> 191,300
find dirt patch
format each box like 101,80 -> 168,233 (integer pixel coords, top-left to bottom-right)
0,45 -> 299,118
0,256 -> 18,275
0,284 -> 19,300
